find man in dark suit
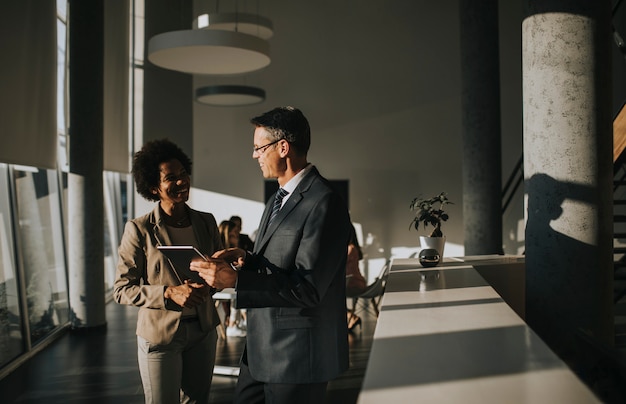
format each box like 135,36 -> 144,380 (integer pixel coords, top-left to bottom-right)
192,106 -> 351,404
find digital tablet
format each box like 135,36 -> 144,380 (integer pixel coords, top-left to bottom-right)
157,245 -> 208,284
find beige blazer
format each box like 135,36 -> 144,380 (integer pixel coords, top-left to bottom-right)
114,204 -> 222,345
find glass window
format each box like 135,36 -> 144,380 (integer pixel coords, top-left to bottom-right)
0,164 -> 24,368
56,17 -> 67,140
104,172 -> 130,291
12,167 -> 68,345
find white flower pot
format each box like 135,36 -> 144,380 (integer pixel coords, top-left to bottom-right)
419,236 -> 446,257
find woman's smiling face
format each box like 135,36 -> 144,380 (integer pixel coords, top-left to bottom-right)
153,159 -> 190,206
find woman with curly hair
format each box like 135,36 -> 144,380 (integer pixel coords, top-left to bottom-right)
113,138 -> 222,404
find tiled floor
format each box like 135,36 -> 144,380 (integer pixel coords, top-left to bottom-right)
0,300 -> 377,403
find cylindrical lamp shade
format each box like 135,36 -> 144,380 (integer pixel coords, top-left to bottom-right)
148,30 -> 270,75
196,85 -> 266,106
194,13 -> 274,39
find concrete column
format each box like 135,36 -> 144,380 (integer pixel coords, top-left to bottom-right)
68,0 -> 106,329
459,0 -> 503,255
523,0 -> 613,362
143,0 -> 193,153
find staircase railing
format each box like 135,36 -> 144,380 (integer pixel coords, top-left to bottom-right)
501,154 -> 523,214
613,102 -> 626,306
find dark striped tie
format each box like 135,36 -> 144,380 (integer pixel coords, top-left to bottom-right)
268,188 -> 289,227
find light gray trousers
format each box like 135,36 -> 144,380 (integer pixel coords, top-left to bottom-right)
137,322 -> 217,404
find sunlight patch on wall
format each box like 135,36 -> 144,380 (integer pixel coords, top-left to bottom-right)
188,188 -> 266,236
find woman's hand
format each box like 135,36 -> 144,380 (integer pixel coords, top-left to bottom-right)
164,281 -> 209,308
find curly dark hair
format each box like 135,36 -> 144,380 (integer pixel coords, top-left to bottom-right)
250,106 -> 311,156
132,138 -> 192,202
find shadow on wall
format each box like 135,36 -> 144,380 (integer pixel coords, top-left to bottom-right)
525,173 -> 606,359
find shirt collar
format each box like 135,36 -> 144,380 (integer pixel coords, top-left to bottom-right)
281,163 -> 312,199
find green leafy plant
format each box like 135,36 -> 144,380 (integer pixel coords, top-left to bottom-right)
409,192 -> 453,237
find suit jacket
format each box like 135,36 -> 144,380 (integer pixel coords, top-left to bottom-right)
236,166 -> 352,384
113,204 -> 222,345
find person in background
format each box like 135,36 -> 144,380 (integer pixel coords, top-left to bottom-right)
218,220 -> 240,250
218,220 -> 247,338
345,224 -> 367,332
227,216 -> 254,336
229,215 -> 255,251
191,106 -> 352,404
114,139 -> 221,404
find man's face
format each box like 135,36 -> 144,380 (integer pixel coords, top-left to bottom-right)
252,126 -> 283,179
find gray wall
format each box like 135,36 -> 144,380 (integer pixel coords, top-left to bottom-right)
184,0 -> 526,259
146,0 -> 626,257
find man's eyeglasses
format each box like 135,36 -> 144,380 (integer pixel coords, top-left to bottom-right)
253,138 -> 282,155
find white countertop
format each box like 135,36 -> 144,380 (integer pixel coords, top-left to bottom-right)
357,256 -> 600,403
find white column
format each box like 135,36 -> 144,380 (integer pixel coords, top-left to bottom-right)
523,1 -> 614,359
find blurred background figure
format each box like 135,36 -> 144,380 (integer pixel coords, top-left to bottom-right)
218,220 -> 247,337
346,224 -> 366,332
229,215 -> 255,251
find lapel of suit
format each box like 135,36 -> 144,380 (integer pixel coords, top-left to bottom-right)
151,204 -> 172,247
255,168 -> 319,250
189,208 -> 210,252
254,199 -> 273,253
151,204 -> 187,284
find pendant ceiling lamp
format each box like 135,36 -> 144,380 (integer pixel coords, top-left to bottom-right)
194,13 -> 273,40
147,12 -> 273,75
195,85 -> 265,106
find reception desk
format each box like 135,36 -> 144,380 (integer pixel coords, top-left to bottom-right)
357,256 -> 600,403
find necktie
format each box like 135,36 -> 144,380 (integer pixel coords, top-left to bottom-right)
268,188 -> 288,227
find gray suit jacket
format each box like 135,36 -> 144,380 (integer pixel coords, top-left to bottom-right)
236,166 -> 351,383
113,204 -> 222,345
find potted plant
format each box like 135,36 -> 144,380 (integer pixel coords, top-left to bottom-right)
409,192 -> 453,257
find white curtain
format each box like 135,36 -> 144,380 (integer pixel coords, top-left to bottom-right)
0,1 -> 57,169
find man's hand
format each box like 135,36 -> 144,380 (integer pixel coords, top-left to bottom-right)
212,247 -> 246,267
164,281 -> 209,308
191,258 -> 238,289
